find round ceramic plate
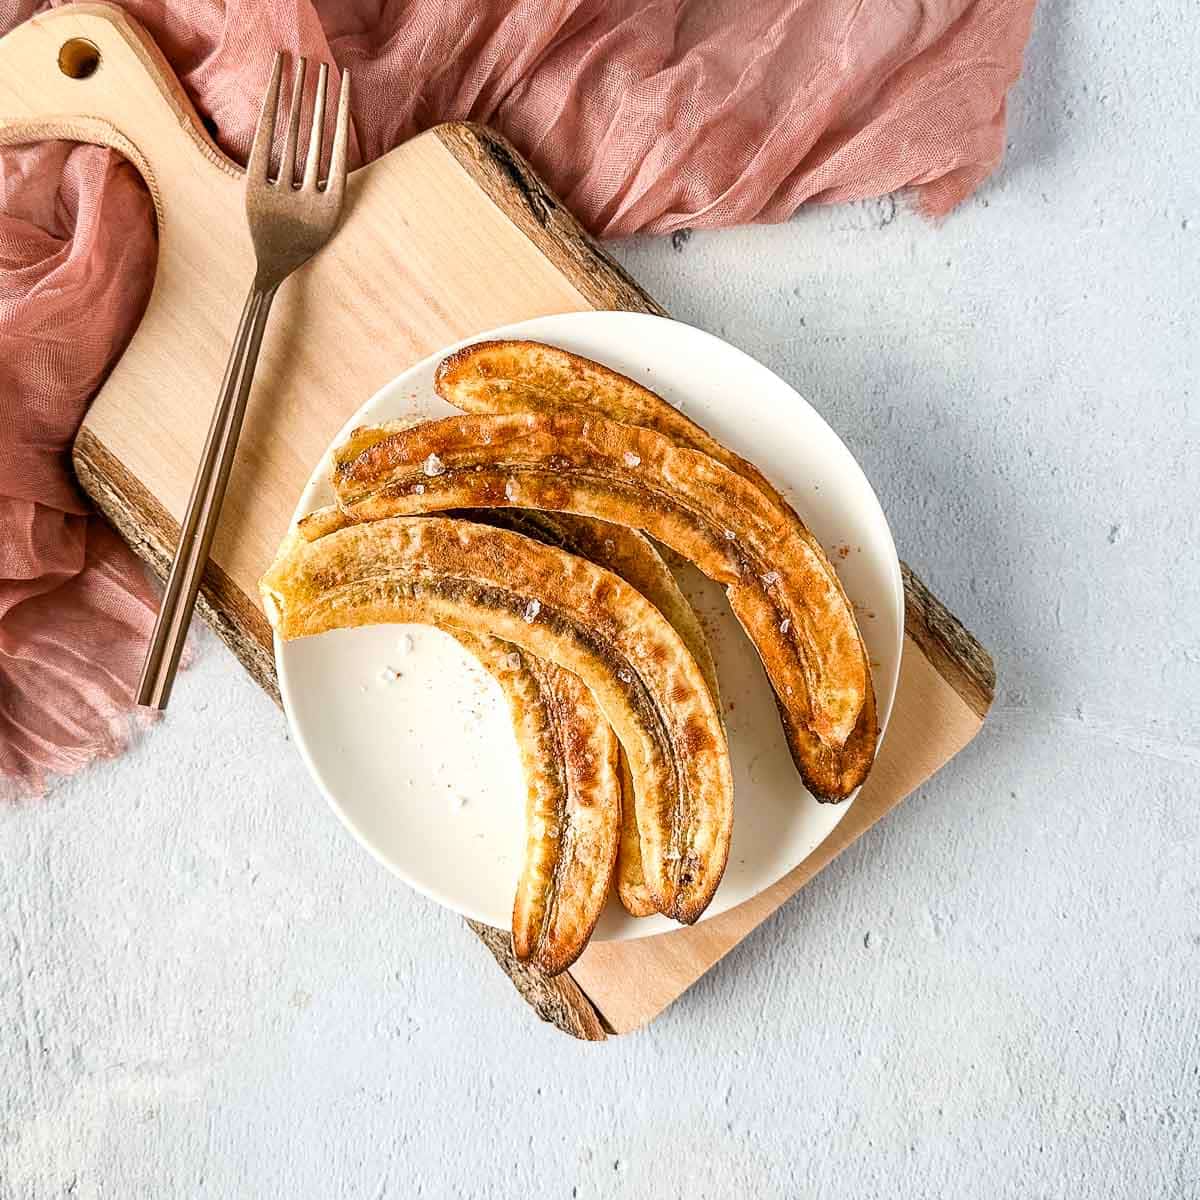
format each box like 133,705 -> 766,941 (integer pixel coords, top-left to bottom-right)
276,311 -> 903,940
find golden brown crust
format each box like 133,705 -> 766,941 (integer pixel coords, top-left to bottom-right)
459,632 -> 619,973
544,516 -> 720,917
331,418 -> 426,471
331,412 -> 876,800
261,514 -> 733,923
546,516 -> 719,917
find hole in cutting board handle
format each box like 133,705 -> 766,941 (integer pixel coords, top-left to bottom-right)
58,38 -> 101,80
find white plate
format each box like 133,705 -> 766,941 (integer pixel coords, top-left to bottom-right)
276,312 -> 903,940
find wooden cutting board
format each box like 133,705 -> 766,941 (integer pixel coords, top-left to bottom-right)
0,3 -> 994,1039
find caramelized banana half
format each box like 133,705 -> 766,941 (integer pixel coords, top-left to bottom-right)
296,501 -> 716,922
330,413 -> 876,800
529,514 -> 718,919
261,514 -> 733,924
460,509 -> 719,919
436,338 -> 779,495
517,513 -> 719,918
459,632 -> 619,973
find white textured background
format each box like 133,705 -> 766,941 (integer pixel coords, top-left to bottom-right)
3,3 -> 1198,1196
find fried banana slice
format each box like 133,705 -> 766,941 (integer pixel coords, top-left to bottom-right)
334,417 -> 425,466
437,339 -> 779,496
261,514 -> 733,924
301,507 -> 655,927
459,632 -> 619,973
459,509 -> 719,918
330,413 -> 876,800
439,340 -> 829,562
518,514 -> 720,918
303,502 -> 716,921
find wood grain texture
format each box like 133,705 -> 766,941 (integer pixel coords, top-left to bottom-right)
74,428 -> 280,704
569,617 -> 991,1032
1,2 -> 993,1041
438,123 -> 666,320
469,922 -> 611,1042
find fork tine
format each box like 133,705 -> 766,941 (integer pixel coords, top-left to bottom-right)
247,52 -> 283,182
301,62 -> 329,191
278,56 -> 307,187
325,69 -> 351,204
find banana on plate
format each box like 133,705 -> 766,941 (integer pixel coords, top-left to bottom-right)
261,513 -> 733,927
455,509 -> 720,919
458,631 -> 619,973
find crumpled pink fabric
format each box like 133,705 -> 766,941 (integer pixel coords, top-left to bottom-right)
0,140 -> 160,795
0,0 -> 1036,793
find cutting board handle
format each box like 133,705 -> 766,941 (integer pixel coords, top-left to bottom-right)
0,2 -> 241,226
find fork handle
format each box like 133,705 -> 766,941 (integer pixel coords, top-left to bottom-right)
136,283 -> 277,710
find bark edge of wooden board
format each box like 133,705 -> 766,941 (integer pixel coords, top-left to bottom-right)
437,122 -> 666,320
901,562 -> 995,718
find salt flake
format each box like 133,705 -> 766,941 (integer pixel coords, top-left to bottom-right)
505,651 -> 522,671
761,570 -> 781,586
622,451 -> 641,468
779,618 -> 791,635
523,598 -> 541,623
723,529 -> 737,540
505,479 -> 519,502
423,452 -> 446,477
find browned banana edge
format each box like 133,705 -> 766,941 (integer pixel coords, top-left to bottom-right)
459,632 -> 620,973
615,749 -> 657,917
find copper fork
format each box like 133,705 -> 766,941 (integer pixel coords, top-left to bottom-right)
137,54 -> 351,709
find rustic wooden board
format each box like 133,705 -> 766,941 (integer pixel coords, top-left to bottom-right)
0,3 -> 994,1040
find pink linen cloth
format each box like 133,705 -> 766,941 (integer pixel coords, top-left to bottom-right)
0,0 -> 1036,793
